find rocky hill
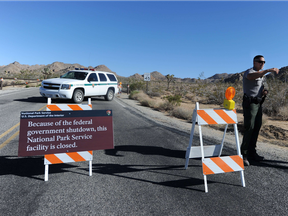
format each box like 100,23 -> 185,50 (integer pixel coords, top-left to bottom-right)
0,61 -> 287,83
0,62 -> 118,79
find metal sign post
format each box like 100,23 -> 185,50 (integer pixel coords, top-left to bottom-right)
144,73 -> 150,93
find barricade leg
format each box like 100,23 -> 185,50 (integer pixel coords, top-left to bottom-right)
204,175 -> 208,193
234,124 -> 241,155
233,124 -> 245,187
199,125 -> 209,192
218,124 -> 228,157
89,160 -> 92,176
45,164 -> 49,181
185,113 -> 197,169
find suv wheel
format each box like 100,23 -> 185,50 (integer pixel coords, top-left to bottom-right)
73,89 -> 84,103
105,89 -> 114,101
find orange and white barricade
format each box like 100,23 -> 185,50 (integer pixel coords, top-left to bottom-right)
185,102 -> 245,192
44,98 -> 93,181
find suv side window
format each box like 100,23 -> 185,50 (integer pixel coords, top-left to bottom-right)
98,73 -> 107,82
88,73 -> 98,82
107,74 -> 117,81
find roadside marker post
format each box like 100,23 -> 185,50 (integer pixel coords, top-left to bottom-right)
185,102 -> 245,193
44,98 -> 93,181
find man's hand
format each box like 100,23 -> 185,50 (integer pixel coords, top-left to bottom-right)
269,68 -> 279,74
262,89 -> 268,97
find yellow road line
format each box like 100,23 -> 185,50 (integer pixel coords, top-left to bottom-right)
0,105 -> 46,150
0,131 -> 19,150
0,123 -> 20,139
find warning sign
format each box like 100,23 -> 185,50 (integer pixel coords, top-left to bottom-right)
18,110 -> 113,156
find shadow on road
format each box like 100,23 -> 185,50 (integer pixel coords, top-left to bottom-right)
14,96 -> 47,103
0,156 -> 78,181
104,145 -> 185,159
249,159 -> 288,169
88,163 -> 239,192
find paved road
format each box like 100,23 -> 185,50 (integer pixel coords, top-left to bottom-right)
0,88 -> 288,215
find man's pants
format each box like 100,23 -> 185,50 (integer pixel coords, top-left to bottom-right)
241,102 -> 262,157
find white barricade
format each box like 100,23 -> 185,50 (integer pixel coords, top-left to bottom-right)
44,98 -> 93,181
185,102 -> 245,192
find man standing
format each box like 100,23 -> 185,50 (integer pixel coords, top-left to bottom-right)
241,55 -> 279,166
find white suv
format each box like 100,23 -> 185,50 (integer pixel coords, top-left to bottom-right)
39,68 -> 119,103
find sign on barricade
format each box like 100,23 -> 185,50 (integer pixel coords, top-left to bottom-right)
185,102 -> 245,193
18,98 -> 114,181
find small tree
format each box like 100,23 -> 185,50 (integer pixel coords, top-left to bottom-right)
165,74 -> 175,90
42,68 -> 52,79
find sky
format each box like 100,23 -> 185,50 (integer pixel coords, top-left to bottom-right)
1,1 -> 288,79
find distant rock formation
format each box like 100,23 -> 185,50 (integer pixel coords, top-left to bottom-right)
150,71 -> 166,81
223,71 -> 245,83
95,65 -> 113,72
0,61 -> 287,83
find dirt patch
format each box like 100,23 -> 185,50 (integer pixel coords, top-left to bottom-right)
260,125 -> 288,140
258,125 -> 288,147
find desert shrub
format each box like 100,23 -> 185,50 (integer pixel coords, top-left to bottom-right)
262,79 -> 288,116
158,101 -> 174,111
171,106 -> 193,120
148,86 -> 164,97
139,99 -> 150,107
139,99 -> 157,107
277,106 -> 288,120
207,83 -> 227,105
129,81 -> 146,92
148,91 -> 161,97
164,94 -> 182,106
129,90 -> 156,107
129,90 -> 140,100
184,93 -> 195,102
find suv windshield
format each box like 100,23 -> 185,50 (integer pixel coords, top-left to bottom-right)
61,71 -> 88,80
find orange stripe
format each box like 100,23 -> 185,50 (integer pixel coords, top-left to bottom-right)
197,110 -> 217,124
66,152 -> 86,162
202,162 -> 214,175
88,151 -> 93,155
68,104 -> 83,110
230,155 -> 244,169
214,109 -> 236,124
210,157 -> 234,173
45,154 -> 63,164
233,109 -> 237,114
88,104 -> 92,108
47,105 -> 62,111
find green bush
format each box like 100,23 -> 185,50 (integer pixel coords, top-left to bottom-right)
129,90 -> 140,99
164,94 -> 182,106
129,81 -> 146,92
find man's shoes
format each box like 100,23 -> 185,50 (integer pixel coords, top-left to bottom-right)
249,153 -> 264,161
243,156 -> 250,166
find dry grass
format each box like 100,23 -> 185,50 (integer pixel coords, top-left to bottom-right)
277,106 -> 288,121
127,80 -> 288,144
171,103 -> 194,120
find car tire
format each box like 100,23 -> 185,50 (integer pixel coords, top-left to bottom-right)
105,89 -> 114,101
73,89 -> 84,103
